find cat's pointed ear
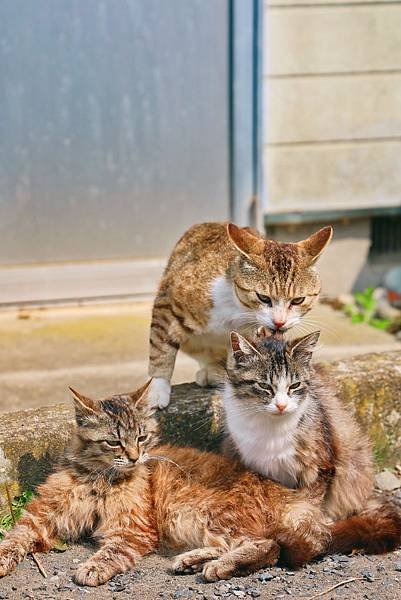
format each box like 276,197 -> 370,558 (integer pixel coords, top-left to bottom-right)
255,326 -> 271,340
297,226 -> 333,266
129,379 -> 153,412
230,331 -> 261,360
227,223 -> 264,259
69,387 -> 98,423
288,331 -> 320,359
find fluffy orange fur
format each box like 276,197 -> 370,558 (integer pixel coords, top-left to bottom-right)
0,384 -> 399,587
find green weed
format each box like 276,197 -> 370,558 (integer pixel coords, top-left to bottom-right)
343,287 -> 390,330
0,490 -> 34,539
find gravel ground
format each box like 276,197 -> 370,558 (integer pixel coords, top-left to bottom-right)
2,491 -> 401,600
0,543 -> 400,600
1,483 -> 400,600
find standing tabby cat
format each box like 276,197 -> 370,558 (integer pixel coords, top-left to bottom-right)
224,330 -> 391,522
0,381 -> 397,587
148,221 -> 333,408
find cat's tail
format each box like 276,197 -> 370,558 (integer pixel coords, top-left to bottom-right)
328,500 -> 401,555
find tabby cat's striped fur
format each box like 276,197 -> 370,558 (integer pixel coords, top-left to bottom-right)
0,382 -> 399,587
148,221 -> 332,408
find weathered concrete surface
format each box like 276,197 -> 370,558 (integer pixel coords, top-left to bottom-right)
0,302 -> 399,413
326,352 -> 401,466
1,351 -> 401,511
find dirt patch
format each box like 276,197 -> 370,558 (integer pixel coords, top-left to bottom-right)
0,541 -> 400,600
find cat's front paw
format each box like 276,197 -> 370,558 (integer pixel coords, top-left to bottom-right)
195,367 -> 224,387
0,549 -> 17,578
74,561 -> 111,587
148,378 -> 171,409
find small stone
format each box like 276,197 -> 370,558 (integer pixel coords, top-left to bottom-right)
257,571 -> 274,583
246,589 -> 261,598
330,554 -> 342,562
285,571 -> 296,576
375,471 -> 401,492
214,583 -> 230,595
174,590 -> 193,599
232,592 -> 245,598
72,558 -> 80,564
49,575 -> 60,585
395,562 -> 401,572
361,571 -> 375,582
338,556 -> 350,563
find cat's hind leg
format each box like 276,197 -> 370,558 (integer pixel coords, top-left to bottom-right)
172,547 -> 225,574
277,500 -> 331,568
202,538 -> 280,582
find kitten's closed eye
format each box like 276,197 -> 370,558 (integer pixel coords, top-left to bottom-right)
103,440 -> 121,448
138,434 -> 148,443
255,382 -> 274,394
289,382 -> 301,391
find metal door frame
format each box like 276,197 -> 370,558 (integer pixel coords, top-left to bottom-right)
229,0 -> 263,228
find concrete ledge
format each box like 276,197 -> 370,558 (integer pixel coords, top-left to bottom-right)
1,353 -> 401,509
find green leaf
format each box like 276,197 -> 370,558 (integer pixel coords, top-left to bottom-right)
369,318 -> 391,330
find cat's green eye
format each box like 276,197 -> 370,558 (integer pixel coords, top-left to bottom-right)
137,434 -> 148,443
256,293 -> 272,307
289,382 -> 301,391
104,440 -> 120,448
291,297 -> 305,306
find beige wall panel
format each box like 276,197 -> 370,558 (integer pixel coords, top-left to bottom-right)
265,0 -> 398,6
265,141 -> 401,212
267,74 -> 401,144
265,7 -> 401,75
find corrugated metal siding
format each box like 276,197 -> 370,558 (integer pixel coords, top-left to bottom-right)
0,0 -> 230,265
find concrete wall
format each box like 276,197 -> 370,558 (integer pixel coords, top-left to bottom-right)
263,1 -> 401,213
265,219 -> 371,295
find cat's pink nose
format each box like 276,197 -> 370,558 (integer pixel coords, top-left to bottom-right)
274,320 -> 285,330
276,401 -> 287,413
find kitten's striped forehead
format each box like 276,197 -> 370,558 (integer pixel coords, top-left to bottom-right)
100,395 -> 141,431
259,339 -> 291,379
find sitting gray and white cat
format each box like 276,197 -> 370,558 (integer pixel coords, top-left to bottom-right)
223,330 -> 376,521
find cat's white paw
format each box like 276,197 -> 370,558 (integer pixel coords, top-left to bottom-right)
148,378 -> 171,409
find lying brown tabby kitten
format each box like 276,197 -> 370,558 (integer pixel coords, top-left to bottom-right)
148,221 -> 333,408
224,330 -> 400,527
0,381 -> 394,587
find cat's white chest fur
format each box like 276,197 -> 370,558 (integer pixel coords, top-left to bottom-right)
224,386 -> 301,488
208,275 -> 274,331
208,275 -> 247,332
